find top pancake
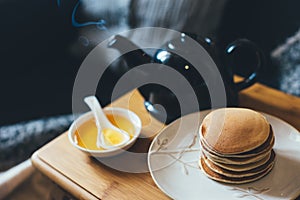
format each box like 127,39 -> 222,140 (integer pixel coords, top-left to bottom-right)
200,108 -> 270,154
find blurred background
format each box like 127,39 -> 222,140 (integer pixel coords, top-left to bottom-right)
0,0 -> 300,125
1,2 -> 300,197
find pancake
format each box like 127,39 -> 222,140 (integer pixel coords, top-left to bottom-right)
201,125 -> 274,158
201,141 -> 273,165
205,151 -> 272,171
198,108 -> 276,184
203,150 -> 275,175
200,129 -> 274,161
199,155 -> 275,184
203,148 -> 271,166
200,108 -> 270,154
207,151 -> 272,171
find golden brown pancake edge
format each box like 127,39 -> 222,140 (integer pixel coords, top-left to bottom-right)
199,155 -> 275,184
200,108 -> 270,154
202,150 -> 276,177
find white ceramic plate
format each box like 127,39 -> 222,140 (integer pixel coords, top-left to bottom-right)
148,110 -> 300,200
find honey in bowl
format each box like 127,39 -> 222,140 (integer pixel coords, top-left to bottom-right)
74,114 -> 135,150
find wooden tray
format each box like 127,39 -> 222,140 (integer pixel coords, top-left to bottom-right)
32,81 -> 300,199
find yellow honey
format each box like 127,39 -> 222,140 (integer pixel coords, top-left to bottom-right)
74,114 -> 134,150
102,128 -> 125,145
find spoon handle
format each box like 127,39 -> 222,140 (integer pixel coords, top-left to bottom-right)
84,96 -> 130,149
84,96 -> 111,129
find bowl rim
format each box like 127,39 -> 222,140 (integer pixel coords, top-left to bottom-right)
68,107 -> 142,154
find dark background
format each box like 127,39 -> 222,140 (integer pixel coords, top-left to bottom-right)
0,0 -> 299,126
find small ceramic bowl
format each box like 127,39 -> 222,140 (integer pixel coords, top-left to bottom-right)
68,107 -> 142,157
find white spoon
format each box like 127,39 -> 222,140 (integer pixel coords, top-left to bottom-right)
84,96 -> 130,149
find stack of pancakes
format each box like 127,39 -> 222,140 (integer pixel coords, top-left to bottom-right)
199,108 -> 276,184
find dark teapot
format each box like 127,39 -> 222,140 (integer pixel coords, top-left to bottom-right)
108,33 -> 264,124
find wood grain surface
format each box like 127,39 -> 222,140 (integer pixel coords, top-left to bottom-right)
32,82 -> 300,200
236,78 -> 300,131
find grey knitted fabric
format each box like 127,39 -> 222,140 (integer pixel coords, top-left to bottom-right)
0,114 -> 79,171
271,29 -> 300,97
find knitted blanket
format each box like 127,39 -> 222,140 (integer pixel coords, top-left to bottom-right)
0,114 -> 78,171
271,29 -> 300,97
